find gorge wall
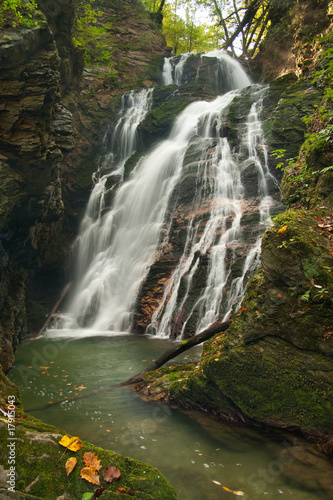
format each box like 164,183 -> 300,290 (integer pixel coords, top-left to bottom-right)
0,0 -> 167,371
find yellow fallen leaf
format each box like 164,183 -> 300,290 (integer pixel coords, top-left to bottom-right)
80,466 -> 100,485
59,435 -> 84,452
222,486 -> 244,496
277,225 -> 288,234
65,457 -> 77,476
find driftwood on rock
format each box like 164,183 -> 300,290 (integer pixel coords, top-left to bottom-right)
26,320 -> 230,412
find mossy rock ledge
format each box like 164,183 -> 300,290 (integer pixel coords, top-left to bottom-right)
0,371 -> 177,499
140,208 -> 333,452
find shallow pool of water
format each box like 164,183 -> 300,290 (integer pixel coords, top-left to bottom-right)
9,331 -> 333,500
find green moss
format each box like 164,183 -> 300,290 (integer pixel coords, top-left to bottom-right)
168,204 -> 333,436
0,369 -> 177,499
264,79 -> 321,163
143,364 -> 196,388
201,336 -> 333,431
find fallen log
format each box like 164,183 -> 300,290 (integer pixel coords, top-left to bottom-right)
34,282 -> 72,338
26,319 -> 230,412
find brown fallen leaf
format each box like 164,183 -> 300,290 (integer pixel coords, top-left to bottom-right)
83,451 -> 102,471
92,488 -> 105,498
103,464 -> 121,483
65,457 -> 77,476
116,487 -> 127,495
81,466 -> 100,485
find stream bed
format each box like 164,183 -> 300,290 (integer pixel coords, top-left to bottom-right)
9,332 -> 333,500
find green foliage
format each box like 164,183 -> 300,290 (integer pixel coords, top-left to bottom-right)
161,0 -> 221,55
73,0 -> 116,75
0,0 -> 42,28
270,149 -> 288,169
281,20 -> 333,208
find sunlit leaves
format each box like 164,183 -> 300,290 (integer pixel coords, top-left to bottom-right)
147,0 -> 273,57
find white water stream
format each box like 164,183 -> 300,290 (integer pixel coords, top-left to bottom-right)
59,50 -> 276,338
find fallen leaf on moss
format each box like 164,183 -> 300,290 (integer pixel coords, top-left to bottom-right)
103,464 -> 121,483
81,466 -> 100,485
278,225 -> 288,234
83,451 -> 102,471
59,435 -> 83,452
65,457 -> 77,476
212,480 -> 222,485
92,488 -> 105,498
116,487 -> 127,494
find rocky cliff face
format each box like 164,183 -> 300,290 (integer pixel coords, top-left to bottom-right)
131,72 -> 282,338
0,22 -> 72,371
0,0 -> 167,371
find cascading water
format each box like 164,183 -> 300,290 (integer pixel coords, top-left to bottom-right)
146,84 -> 278,338
162,53 -> 191,85
60,50 -> 280,338
62,89 -> 154,331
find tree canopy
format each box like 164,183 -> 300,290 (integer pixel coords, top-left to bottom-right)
142,0 -> 292,58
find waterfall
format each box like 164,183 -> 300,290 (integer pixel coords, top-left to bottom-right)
62,88 -> 154,331
162,57 -> 173,85
147,86 -> 276,338
59,51 -> 279,338
162,53 -> 191,86
163,50 -> 251,91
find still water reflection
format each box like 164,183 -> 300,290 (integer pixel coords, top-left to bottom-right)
9,332 -> 333,499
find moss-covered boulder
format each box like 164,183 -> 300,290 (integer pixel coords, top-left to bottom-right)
166,208 -> 333,445
0,369 -> 177,499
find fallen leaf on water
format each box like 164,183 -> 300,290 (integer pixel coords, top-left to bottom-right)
83,451 -> 102,471
81,466 -> 100,485
212,480 -> 222,485
65,457 -> 77,476
222,486 -> 245,496
103,464 -> 121,483
278,225 -> 288,234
